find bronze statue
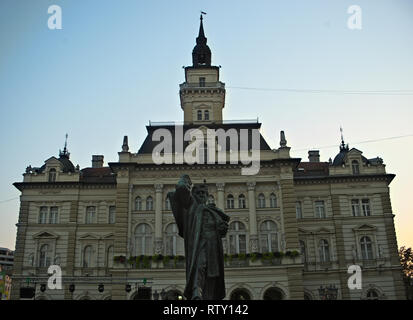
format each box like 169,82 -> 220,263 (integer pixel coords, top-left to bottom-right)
167,175 -> 230,300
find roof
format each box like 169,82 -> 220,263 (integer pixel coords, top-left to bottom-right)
80,167 -> 116,183
33,154 -> 76,173
295,162 -> 329,178
137,123 -> 272,155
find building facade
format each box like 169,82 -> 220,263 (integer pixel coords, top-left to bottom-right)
11,17 -> 405,300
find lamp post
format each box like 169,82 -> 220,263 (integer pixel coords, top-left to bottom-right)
318,284 -> 338,300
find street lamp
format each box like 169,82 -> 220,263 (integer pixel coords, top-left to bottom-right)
318,284 -> 338,300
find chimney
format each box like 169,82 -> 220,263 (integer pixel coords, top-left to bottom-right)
92,155 -> 104,168
308,150 -> 320,162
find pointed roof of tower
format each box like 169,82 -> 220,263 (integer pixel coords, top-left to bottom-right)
192,14 -> 211,67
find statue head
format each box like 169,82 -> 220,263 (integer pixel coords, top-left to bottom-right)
192,183 -> 209,204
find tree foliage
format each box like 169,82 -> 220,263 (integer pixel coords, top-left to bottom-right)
399,246 -> 413,300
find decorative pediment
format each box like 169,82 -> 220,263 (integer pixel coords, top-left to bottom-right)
298,228 -> 310,234
353,224 -> 377,232
79,233 -> 99,240
102,233 -> 115,240
348,148 -> 363,156
315,227 -> 332,234
33,231 -> 59,239
44,157 -> 61,167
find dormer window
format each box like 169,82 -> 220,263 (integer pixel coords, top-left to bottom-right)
199,77 -> 206,87
197,110 -> 202,121
352,160 -> 360,175
48,168 -> 56,182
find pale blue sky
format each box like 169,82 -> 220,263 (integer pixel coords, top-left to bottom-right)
0,0 -> 412,250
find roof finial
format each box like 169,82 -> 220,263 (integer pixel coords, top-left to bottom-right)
60,133 -> 70,158
339,126 -> 349,151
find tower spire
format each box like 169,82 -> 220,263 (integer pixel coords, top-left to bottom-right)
192,13 -> 211,66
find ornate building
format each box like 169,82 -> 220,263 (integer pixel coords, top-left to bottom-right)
11,16 -> 405,300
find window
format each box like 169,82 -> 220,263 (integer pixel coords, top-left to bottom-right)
135,196 -> 142,211
258,193 -> 266,208
296,201 -> 302,219
83,246 -> 93,268
106,246 -> 114,268
238,194 -> 246,209
299,240 -> 307,263
318,239 -> 330,262
49,207 -> 58,224
366,289 -> 379,300
39,207 -> 48,224
360,236 -> 373,260
226,194 -> 234,209
165,223 -> 184,256
352,160 -> 360,175
315,200 -> 326,218
351,199 -> 361,217
146,196 -> 153,211
199,77 -> 206,87
85,206 -> 96,224
259,220 -> 278,253
48,168 -> 56,182
197,110 -> 202,121
134,224 -> 153,256
39,244 -> 51,267
109,206 -> 116,224
165,197 -> 171,211
204,110 -> 209,120
228,221 -> 247,254
361,199 -> 371,216
208,195 -> 215,205
270,193 -> 277,208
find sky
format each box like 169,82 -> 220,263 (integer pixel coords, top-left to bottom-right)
0,0 -> 412,251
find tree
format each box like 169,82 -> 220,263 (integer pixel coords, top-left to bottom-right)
399,246 -> 413,300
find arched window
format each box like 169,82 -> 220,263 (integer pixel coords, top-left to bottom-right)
226,194 -> 234,209
146,196 -> 153,211
165,197 -> 171,211
108,206 -> 116,224
39,207 -> 48,224
352,160 -> 360,175
230,289 -> 251,300
197,110 -> 202,121
238,194 -> 246,209
134,224 -> 153,256
204,110 -> 209,121
48,168 -> 56,182
208,195 -> 215,205
319,239 -> 330,262
39,244 -> 51,267
360,236 -> 373,260
259,220 -> 278,253
228,221 -> 247,254
366,289 -> 379,300
263,287 -> 284,300
270,193 -> 277,208
135,196 -> 142,211
258,194 -> 266,208
83,245 -> 93,268
106,246 -> 114,268
85,206 -> 96,224
299,240 -> 307,263
165,223 -> 184,256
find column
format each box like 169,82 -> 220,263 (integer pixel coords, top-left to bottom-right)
216,182 -> 225,209
247,181 -> 258,253
154,183 -> 164,255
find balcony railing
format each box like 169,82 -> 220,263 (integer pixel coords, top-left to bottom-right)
180,82 -> 226,90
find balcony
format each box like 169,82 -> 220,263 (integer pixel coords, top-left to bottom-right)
179,82 -> 226,90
